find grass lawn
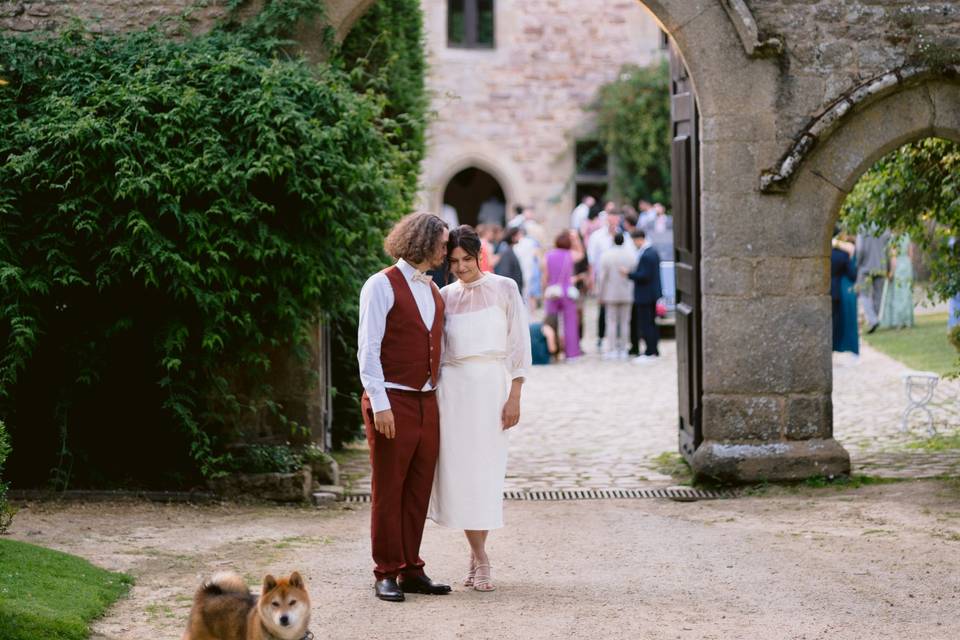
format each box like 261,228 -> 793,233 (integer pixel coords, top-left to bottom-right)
864,312 -> 958,376
0,538 -> 132,640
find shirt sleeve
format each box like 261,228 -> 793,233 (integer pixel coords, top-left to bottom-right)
357,274 -> 393,413
504,278 -> 532,380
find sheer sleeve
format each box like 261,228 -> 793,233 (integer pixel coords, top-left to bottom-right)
503,277 -> 532,380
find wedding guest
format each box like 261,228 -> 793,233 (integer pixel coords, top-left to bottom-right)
494,226 -> 524,293
832,233 -> 859,356
595,232 -> 637,359
529,314 -> 560,365
855,227 -> 890,333
570,195 -> 595,232
625,229 -> 662,362
587,211 -> 622,350
879,233 -> 915,329
542,232 -> 582,359
477,224 -> 501,272
830,233 -> 860,356
570,230 -> 590,342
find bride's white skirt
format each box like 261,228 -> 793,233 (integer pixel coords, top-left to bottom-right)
428,358 -> 510,530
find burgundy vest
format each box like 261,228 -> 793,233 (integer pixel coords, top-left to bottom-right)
380,266 -> 444,389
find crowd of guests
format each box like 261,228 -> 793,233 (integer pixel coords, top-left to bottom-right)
435,196 -> 674,367
830,225 -> 916,360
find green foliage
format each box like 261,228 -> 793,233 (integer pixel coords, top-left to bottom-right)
0,421 -> 12,533
840,137 -> 960,301
226,441 -> 330,474
337,0 -> 428,183
0,539 -> 133,640
227,443 -> 304,474
329,0 -> 428,446
591,62 -> 672,205
0,6 -> 419,481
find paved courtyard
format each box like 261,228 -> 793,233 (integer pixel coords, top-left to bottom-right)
344,304 -> 960,492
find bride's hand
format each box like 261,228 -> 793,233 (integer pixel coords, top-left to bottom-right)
501,395 -> 521,430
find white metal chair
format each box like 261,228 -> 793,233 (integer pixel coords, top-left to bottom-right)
900,371 -> 940,436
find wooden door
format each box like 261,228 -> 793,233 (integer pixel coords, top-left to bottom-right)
669,43 -> 703,462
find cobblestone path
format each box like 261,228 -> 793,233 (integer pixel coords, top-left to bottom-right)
342,306 -> 959,492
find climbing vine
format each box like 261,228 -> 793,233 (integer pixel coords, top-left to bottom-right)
0,1 -> 424,484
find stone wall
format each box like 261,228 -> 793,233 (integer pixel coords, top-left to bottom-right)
416,0 -> 665,234
748,1 -> 960,146
0,1 -> 230,36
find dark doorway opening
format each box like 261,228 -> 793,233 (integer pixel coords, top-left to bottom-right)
443,167 -> 506,228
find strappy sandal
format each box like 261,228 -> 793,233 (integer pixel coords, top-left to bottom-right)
473,563 -> 495,592
464,559 -> 476,587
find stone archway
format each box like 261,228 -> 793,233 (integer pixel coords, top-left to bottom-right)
691,78 -> 960,482
422,150 -> 522,226
442,166 -> 508,228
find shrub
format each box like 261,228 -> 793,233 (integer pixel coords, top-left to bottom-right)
0,420 -> 13,532
591,61 -> 672,205
0,4 -> 421,484
329,0 -> 428,447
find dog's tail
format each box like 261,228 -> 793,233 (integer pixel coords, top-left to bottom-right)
201,571 -> 249,596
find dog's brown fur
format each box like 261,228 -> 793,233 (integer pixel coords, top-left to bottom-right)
182,571 -> 311,640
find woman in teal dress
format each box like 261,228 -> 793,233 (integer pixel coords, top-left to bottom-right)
879,233 -> 914,329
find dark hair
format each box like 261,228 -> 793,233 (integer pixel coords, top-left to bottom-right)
630,229 -> 646,240
554,231 -> 572,250
504,226 -> 522,245
447,225 -> 482,262
384,212 -> 448,263
614,232 -> 624,246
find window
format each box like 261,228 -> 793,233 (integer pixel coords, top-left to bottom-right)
448,0 -> 495,49
574,140 -> 610,202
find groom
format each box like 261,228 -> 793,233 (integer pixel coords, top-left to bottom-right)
357,212 -> 451,602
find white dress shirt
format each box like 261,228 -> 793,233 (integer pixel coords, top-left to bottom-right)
357,259 -> 437,413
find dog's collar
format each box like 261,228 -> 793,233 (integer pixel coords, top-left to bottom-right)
301,633 -> 315,640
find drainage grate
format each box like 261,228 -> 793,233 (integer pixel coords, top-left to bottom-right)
343,486 -> 730,503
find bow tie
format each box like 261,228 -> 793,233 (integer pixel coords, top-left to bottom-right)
411,272 -> 432,285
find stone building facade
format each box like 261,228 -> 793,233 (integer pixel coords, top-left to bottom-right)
415,0 -> 666,231
4,1 -> 960,482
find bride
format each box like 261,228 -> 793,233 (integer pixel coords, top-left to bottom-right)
428,225 -> 532,592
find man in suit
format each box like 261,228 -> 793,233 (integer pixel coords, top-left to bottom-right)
623,229 -> 662,362
358,212 -> 452,602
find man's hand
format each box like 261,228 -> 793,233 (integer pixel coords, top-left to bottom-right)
374,409 -> 396,439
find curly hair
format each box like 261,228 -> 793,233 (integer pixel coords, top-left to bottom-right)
383,212 -> 448,264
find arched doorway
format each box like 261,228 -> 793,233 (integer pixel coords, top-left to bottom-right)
442,167 -> 507,228
792,78 -> 960,479
828,133 -> 960,480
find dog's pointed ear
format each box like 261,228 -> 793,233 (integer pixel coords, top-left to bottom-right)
262,574 -> 277,592
289,571 -> 305,588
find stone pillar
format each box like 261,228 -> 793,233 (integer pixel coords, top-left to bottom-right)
676,4 -> 852,480
690,137 -> 850,482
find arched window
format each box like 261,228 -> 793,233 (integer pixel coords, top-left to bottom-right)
448,0 -> 495,49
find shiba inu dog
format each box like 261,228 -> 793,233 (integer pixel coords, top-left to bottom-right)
182,571 -> 312,640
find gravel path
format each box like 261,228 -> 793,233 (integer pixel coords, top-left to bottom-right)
9,481 -> 960,639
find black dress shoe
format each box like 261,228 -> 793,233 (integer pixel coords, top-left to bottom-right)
398,574 -> 452,595
375,578 -> 405,602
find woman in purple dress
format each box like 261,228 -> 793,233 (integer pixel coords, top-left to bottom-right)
541,232 -> 582,359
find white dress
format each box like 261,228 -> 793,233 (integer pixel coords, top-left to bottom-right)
428,273 -> 532,530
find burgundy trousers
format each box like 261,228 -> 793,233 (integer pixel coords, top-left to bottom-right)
362,388 -> 440,580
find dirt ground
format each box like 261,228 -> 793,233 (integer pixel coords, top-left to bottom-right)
7,480 -> 960,640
